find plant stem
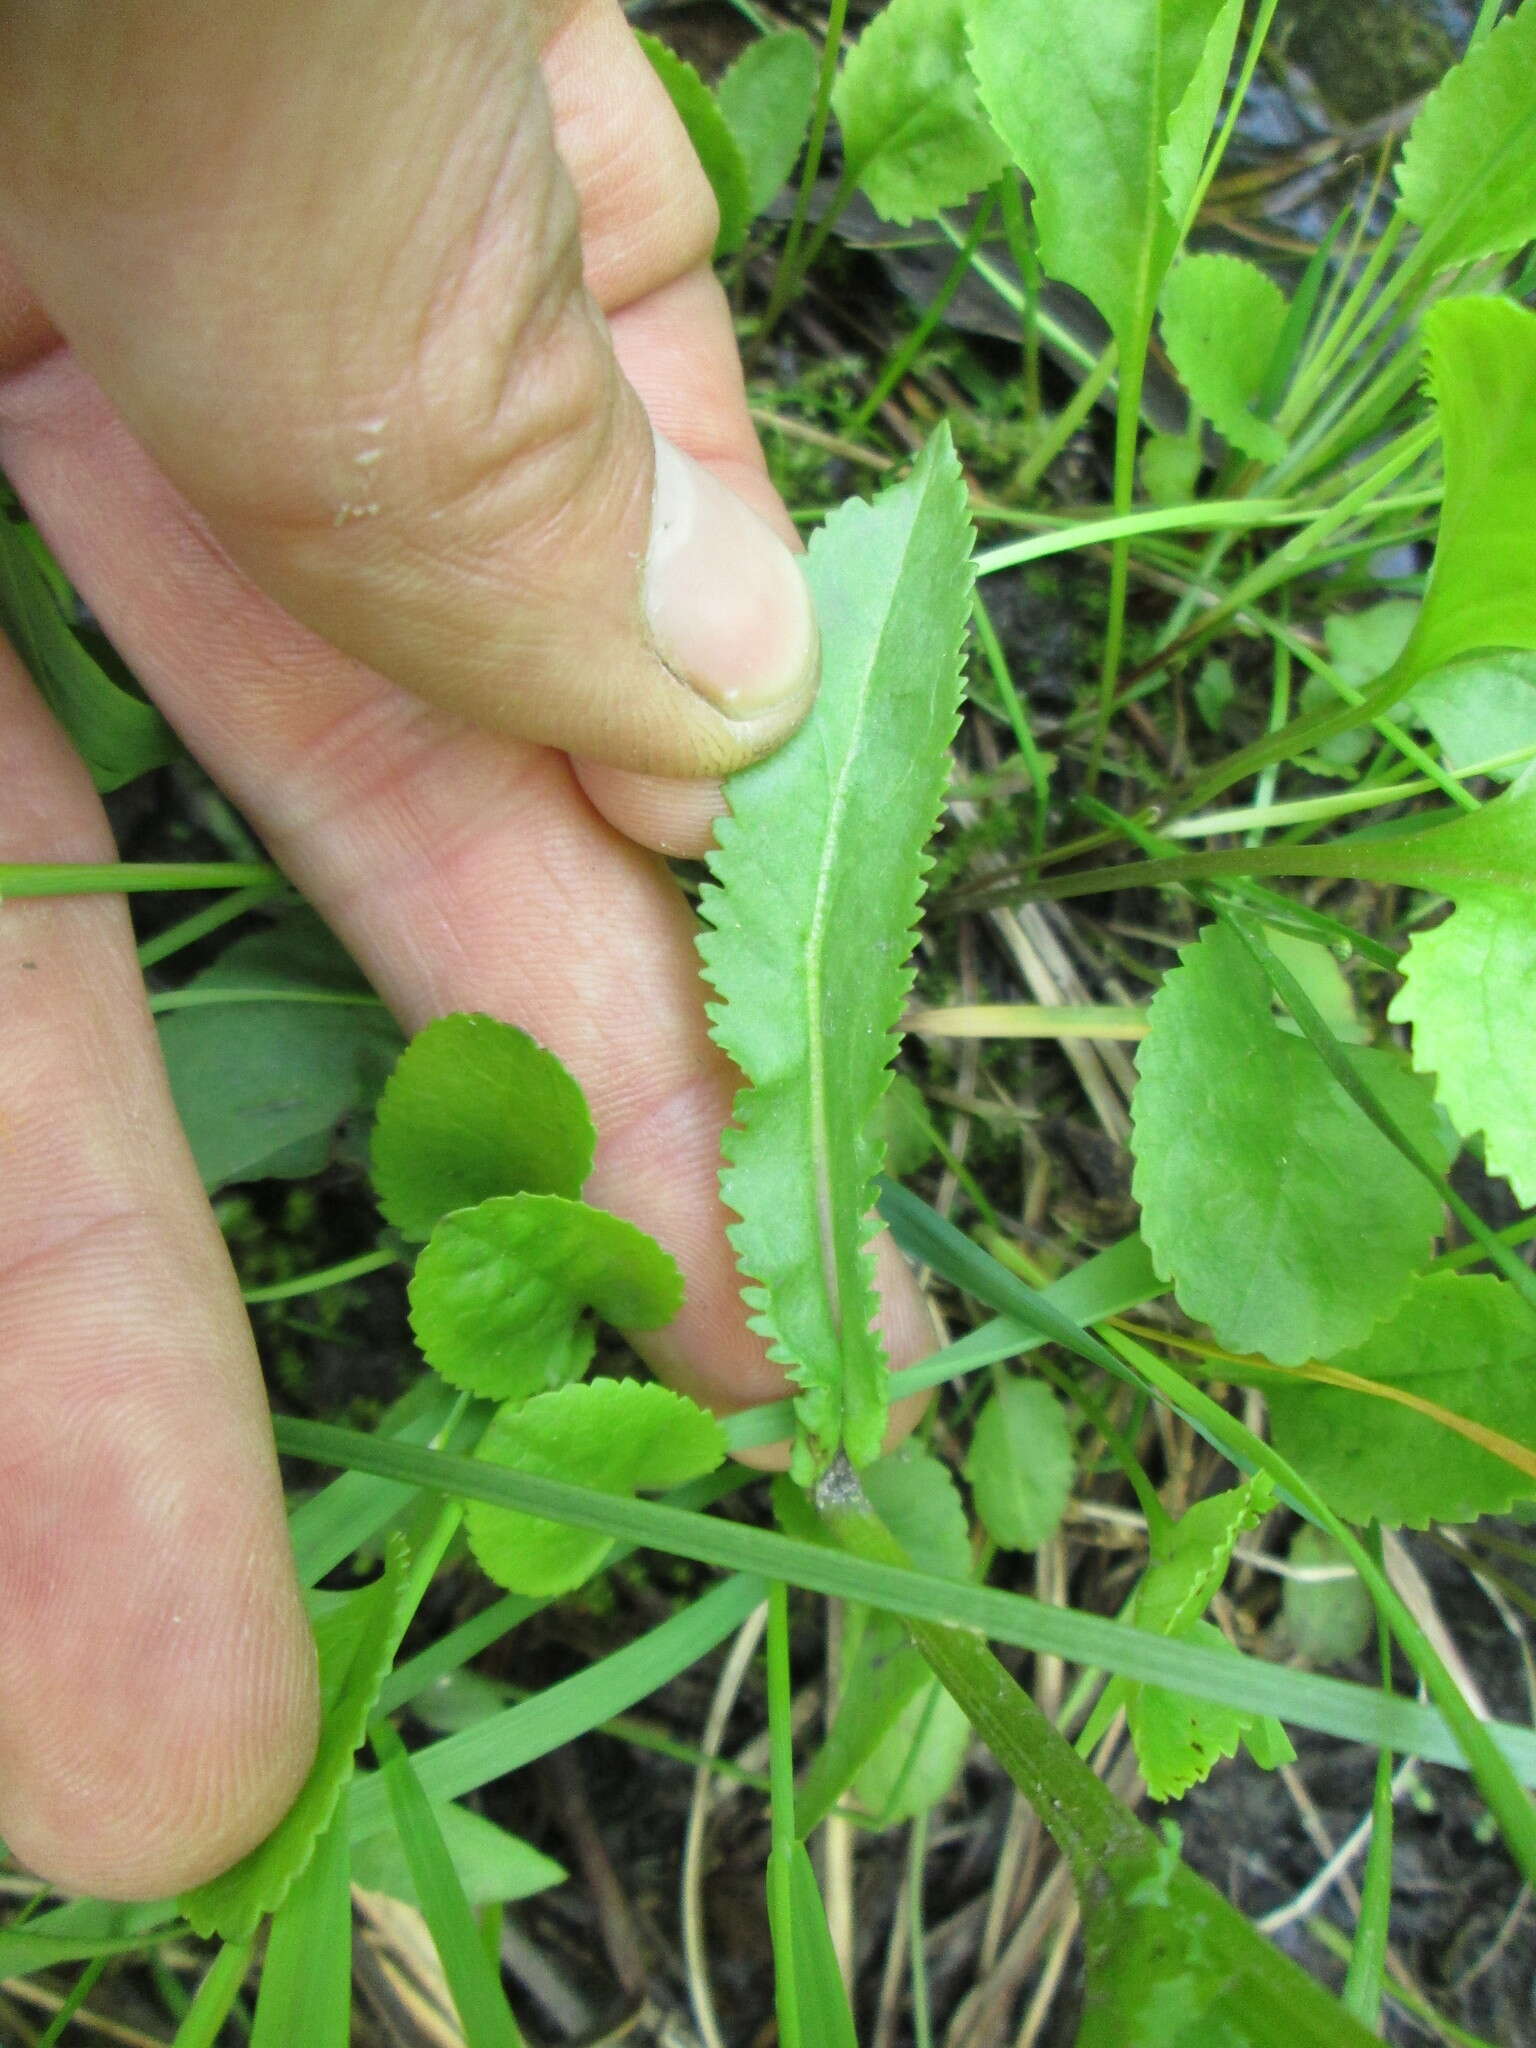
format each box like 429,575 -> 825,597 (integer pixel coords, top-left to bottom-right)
766,1579 -> 802,2048
850,196 -> 996,436
137,882 -> 287,969
757,0 -> 849,352
241,1247 -> 397,1305
1086,335 -> 1148,789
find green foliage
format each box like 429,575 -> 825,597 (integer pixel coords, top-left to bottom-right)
963,1376 -> 1075,1551
1394,298 -> 1536,688
158,914 -> 401,1189
698,428 -> 974,1472
1391,886 -> 1536,1203
1396,1 -> 1536,269
1131,921 -> 1442,1363
716,30 -> 818,218
372,1013 -> 593,1241
1412,650 -> 1536,780
1266,1275 -> 1536,1526
350,1797 -> 564,1910
0,496 -> 179,792
1280,1528 -> 1374,1666
767,1842 -> 860,2048
248,1808 -> 351,2048
1160,253 -> 1289,462
1119,1480 -> 1294,1801
408,1194 -> 682,1400
465,1380 -> 726,1597
183,1538 -> 409,1942
967,0 -> 1242,356
636,32 -> 752,256
833,0 -> 1010,225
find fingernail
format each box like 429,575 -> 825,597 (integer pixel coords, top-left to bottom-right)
643,433 -> 819,720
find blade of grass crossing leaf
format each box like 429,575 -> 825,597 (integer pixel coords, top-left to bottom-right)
172,1945 -> 254,2048
373,1721 -> 526,2047
1224,911 -> 1536,1316
249,1808 -> 351,2048
273,1416 -> 1536,1788
34,1957 -> 107,2048
1343,1537 -> 1394,2030
350,1572 -> 764,1840
698,427 -> 974,1470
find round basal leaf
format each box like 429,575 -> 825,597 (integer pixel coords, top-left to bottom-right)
372,1014 -> 595,1240
464,1381 -> 728,1597
1265,1273 -> 1536,1528
716,29 -> 818,218
1411,650 -> 1536,782
1131,921 -> 1441,1363
409,1194 -> 683,1401
834,0 -> 1009,226
636,32 -> 752,256
1280,1528 -> 1373,1666
963,1378 -> 1075,1552
862,1444 -> 972,1579
1391,889 -> 1536,1205
1159,253 -> 1289,462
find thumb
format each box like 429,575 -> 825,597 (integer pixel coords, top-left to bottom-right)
0,0 -> 818,777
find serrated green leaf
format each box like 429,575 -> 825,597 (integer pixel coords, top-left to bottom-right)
967,0 -> 1242,353
409,1194 -> 682,1400
1132,922 -> 1442,1363
372,1014 -> 594,1241
182,1537 -> 410,1942
964,1377 -> 1075,1552
465,1381 -> 726,1597
1411,650 -> 1536,781
1123,1480 -> 1295,1802
1280,1528 -> 1373,1666
1394,298 -> 1536,689
1396,2 -> 1536,270
833,0 -> 1009,226
352,1794 -> 564,1910
1266,1274 -> 1536,1527
716,29 -> 818,218
637,31 -> 752,256
697,427 -> 974,1472
1390,888 -> 1536,1204
1160,254 -> 1289,462
0,502 -> 180,792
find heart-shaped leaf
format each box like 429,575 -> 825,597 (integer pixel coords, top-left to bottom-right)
464,1381 -> 727,1597
372,1014 -> 594,1240
409,1194 -> 683,1401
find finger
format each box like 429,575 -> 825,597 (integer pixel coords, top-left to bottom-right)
0,353 -> 934,1461
0,648 -> 316,1899
0,1 -> 816,780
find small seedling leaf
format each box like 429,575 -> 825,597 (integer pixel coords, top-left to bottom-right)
1280,1527 -> 1374,1666
698,427 -> 974,1472
409,1193 -> 683,1401
1412,650 -> 1536,782
716,29 -> 818,218
968,0 -> 1241,352
1396,2 -> 1536,270
1123,1480 -> 1295,1802
834,0 -> 1009,225
1160,253 -> 1289,462
964,1377 -> 1075,1552
352,1795 -> 564,1910
464,1380 -> 727,1597
855,1668 -> 972,1825
182,1536 -> 410,1942
1395,297 -> 1536,688
1132,921 -> 1441,1362
0,502 -> 179,792
1391,888 -> 1536,1204
862,1443 -> 973,1579
637,32 -> 753,256
372,1014 -> 595,1240
1266,1274 -> 1536,1527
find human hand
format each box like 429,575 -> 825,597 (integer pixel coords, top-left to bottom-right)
0,1 -> 933,1900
